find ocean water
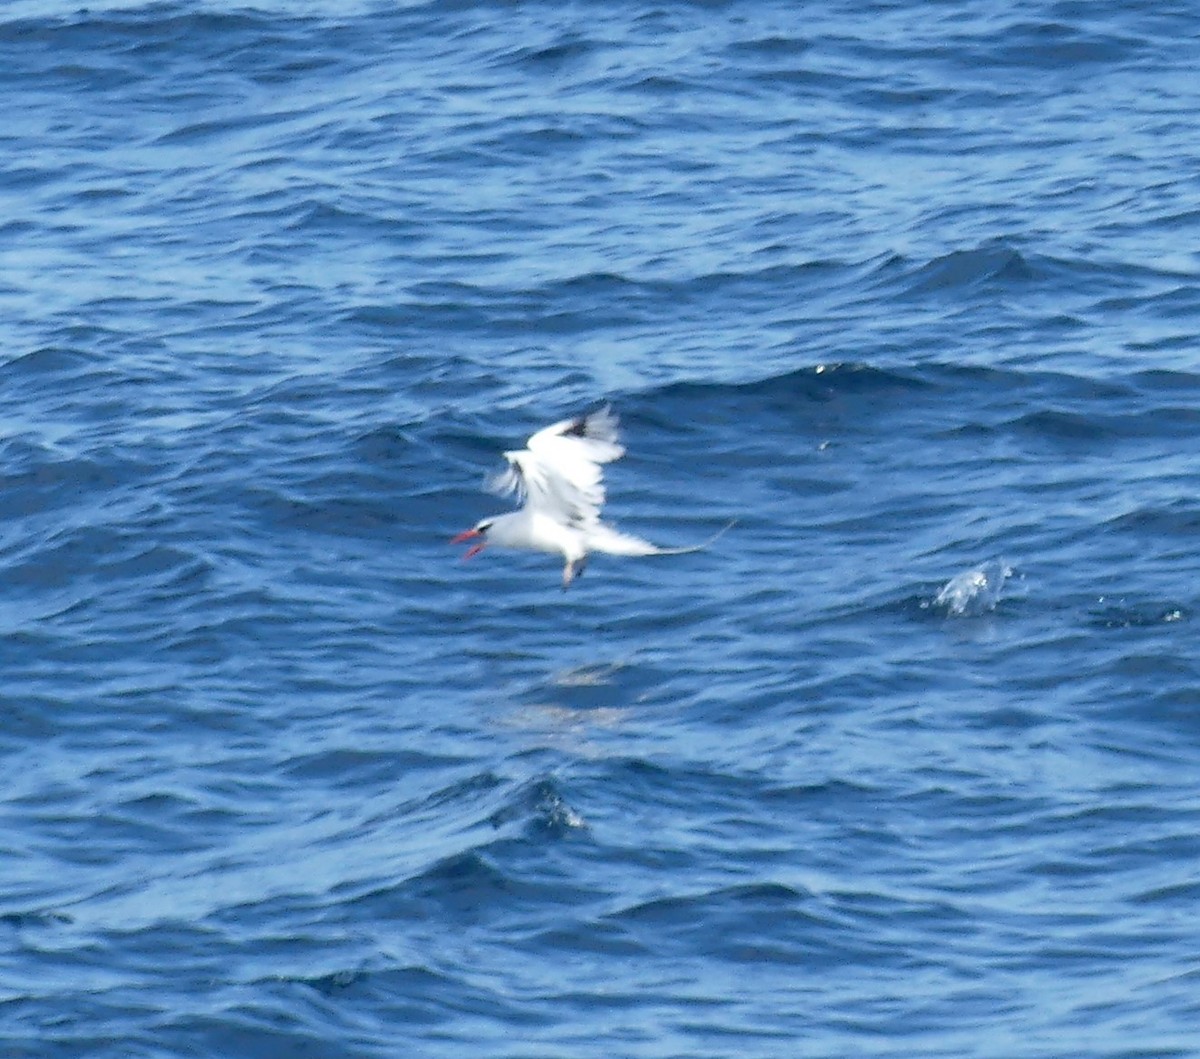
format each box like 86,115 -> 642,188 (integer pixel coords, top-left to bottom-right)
2,1 -> 1199,1055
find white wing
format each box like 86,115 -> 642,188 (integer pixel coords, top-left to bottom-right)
487,406 -> 625,526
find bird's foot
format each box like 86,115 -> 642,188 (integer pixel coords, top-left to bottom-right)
562,558 -> 586,589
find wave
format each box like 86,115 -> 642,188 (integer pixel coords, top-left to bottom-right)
888,244 -> 1037,296
1104,502 -> 1200,538
863,241 -> 1155,302
988,18 -> 1147,69
0,4 -> 291,43
640,362 -> 931,413
626,357 -> 1200,450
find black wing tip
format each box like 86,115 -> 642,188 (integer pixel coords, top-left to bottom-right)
562,415 -> 590,438
485,456 -> 526,499
562,404 -> 607,434
560,403 -> 618,440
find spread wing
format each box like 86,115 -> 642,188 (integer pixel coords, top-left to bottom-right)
487,406 -> 625,526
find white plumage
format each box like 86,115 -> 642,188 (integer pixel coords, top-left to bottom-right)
451,407 -> 731,588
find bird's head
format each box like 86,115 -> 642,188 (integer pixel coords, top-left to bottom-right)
450,518 -> 492,559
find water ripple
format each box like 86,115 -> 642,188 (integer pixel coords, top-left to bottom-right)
2,1 -> 1200,1056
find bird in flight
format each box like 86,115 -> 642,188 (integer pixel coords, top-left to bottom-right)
451,406 -> 732,589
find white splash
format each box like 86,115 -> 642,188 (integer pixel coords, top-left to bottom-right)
934,559 -> 1013,616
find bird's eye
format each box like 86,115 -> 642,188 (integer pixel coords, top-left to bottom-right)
478,522 -> 491,533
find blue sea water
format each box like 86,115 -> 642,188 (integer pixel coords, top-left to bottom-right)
2,0 -> 1200,1055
